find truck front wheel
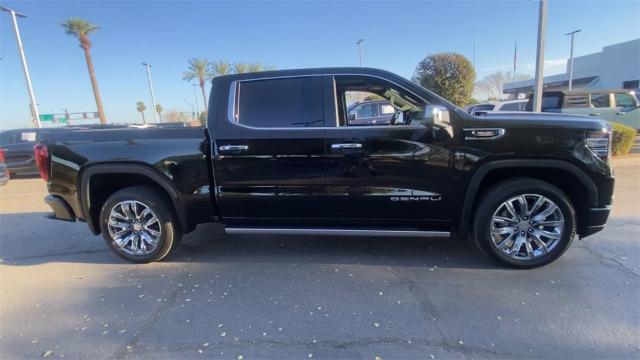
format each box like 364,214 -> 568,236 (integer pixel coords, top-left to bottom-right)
473,178 -> 576,268
99,186 -> 181,263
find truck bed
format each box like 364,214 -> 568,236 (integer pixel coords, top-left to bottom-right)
41,127 -> 215,233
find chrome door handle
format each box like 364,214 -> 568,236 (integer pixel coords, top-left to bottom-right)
331,143 -> 363,149
219,145 -> 249,152
590,112 -> 600,116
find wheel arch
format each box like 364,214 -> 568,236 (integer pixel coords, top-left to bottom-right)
458,159 -> 598,239
79,163 -> 189,235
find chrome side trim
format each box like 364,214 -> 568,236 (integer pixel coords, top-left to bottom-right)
463,128 -> 506,140
226,73 -> 432,131
224,227 -> 450,237
331,143 -> 363,149
219,145 -> 249,152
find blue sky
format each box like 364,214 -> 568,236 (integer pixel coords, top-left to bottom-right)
1,0 -> 639,129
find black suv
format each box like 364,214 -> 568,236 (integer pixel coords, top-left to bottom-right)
38,67 -> 614,268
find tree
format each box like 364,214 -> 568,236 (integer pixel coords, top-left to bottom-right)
183,58 -> 214,111
62,18 -> 107,124
247,62 -> 264,72
232,62 -> 249,74
155,104 -> 163,121
165,111 -> 191,123
212,60 -> 231,76
136,101 -> 146,123
231,62 -> 274,74
412,52 -> 475,106
475,71 -> 532,101
198,111 -> 208,126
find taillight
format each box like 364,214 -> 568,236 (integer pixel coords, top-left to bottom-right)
0,148 -> 5,163
585,130 -> 611,163
33,143 -> 50,182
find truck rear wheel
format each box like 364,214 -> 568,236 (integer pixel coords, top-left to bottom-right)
99,186 -> 181,263
473,178 -> 576,268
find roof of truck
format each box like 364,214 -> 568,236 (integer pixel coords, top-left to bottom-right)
214,67 -> 403,81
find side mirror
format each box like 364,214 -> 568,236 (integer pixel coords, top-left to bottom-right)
347,113 -> 356,121
423,105 -> 451,128
423,105 -> 453,137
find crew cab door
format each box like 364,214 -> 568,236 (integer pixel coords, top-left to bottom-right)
321,75 -> 454,227
212,75 -> 327,222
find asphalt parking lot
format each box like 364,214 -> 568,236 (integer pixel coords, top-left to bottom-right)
1,159 -> 638,360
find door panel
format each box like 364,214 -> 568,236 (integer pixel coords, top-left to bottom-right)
212,76 -> 327,220
214,136 -> 326,219
323,126 -> 453,225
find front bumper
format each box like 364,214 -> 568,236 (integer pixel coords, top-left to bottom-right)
45,195 -> 76,222
580,206 -> 612,238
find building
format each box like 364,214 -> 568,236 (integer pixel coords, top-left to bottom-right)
504,39 -> 640,96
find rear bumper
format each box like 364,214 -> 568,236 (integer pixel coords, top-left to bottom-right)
580,205 -> 612,238
45,195 -> 76,222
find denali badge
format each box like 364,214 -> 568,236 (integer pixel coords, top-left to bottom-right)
390,196 -> 442,202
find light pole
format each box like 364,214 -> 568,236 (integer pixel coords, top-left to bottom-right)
532,0 -> 548,112
356,39 -> 364,67
565,29 -> 581,90
141,62 -> 159,122
1,5 -> 41,128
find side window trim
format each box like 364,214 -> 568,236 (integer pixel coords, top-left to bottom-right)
330,74 -> 429,129
227,75 -> 324,130
227,75 -> 326,131
226,73 -> 431,130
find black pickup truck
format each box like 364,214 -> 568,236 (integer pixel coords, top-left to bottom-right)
38,68 -> 614,268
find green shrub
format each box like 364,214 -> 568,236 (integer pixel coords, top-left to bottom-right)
611,122 -> 636,156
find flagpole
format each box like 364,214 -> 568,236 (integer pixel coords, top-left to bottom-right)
513,42 -> 517,80
513,42 -> 518,99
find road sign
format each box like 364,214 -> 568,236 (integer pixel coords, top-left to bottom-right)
39,114 -> 54,121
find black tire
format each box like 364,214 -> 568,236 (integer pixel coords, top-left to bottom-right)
473,177 -> 576,268
99,186 -> 181,263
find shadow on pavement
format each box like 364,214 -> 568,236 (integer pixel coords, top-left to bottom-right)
0,212 -> 497,269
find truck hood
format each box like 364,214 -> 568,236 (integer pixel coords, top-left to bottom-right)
473,111 -> 610,131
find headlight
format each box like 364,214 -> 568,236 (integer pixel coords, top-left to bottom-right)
585,129 -> 611,163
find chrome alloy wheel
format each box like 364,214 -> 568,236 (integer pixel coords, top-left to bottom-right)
107,200 -> 161,256
490,194 -> 565,260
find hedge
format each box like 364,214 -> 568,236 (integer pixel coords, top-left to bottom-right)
611,122 -> 636,156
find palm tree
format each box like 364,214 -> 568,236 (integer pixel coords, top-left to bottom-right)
182,58 -> 213,111
136,101 -> 146,124
232,62 -> 249,74
212,60 -> 231,76
61,18 -> 106,124
155,104 -> 163,122
247,62 -> 264,72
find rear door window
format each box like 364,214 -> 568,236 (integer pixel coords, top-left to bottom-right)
590,93 -> 611,108
20,132 -> 37,142
500,102 -> 525,111
235,77 -> 323,128
0,131 -> 16,146
474,104 -> 495,111
564,95 -> 589,108
353,102 -> 379,119
541,95 -> 561,111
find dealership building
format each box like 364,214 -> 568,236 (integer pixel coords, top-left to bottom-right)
504,39 -> 640,96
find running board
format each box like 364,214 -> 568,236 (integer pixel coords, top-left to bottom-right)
224,227 -> 450,238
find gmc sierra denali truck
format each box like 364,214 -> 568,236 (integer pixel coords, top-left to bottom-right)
38,68 -> 614,268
